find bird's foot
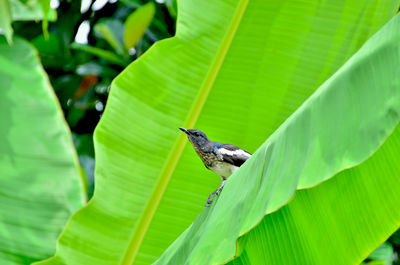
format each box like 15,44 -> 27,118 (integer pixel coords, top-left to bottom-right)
205,191 -> 218,207
205,181 -> 225,207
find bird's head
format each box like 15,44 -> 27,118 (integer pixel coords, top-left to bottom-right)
179,127 -> 209,148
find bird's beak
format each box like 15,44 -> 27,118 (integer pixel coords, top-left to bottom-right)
179,127 -> 189,134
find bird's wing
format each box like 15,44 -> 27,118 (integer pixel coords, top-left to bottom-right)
216,144 -> 251,167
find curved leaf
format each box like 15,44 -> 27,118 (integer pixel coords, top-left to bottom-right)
71,43 -> 128,66
10,0 -> 57,21
228,126 -> 400,265
365,243 -> 394,264
38,0 -> 50,38
156,14 -> 400,264
0,0 -> 56,45
0,0 -> 12,44
94,19 -> 125,56
0,37 -> 85,264
123,2 -> 155,50
37,0 -> 399,264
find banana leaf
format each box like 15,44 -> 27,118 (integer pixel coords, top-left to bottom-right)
0,37 -> 85,264
156,13 -> 400,264
36,0 -> 400,264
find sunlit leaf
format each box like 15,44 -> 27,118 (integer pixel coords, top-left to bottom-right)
10,0 -> 57,21
165,0 -> 177,18
39,0 -> 50,38
36,0 -> 399,264
0,0 -> 13,44
156,13 -> 400,265
123,2 -> 155,50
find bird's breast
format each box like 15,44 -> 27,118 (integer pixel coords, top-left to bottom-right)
209,161 -> 238,180
194,148 -> 237,179
195,149 -> 217,167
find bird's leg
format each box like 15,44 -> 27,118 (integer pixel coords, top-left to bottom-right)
205,179 -> 226,207
215,179 -> 226,195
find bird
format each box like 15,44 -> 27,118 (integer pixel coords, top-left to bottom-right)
179,127 -> 251,206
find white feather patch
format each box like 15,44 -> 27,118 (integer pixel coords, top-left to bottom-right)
219,148 -> 251,158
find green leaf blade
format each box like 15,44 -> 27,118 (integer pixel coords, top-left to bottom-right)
155,13 -> 400,265
10,0 -> 57,21
94,19 -> 126,56
123,2 -> 155,50
37,0 -> 400,264
0,37 -> 85,264
0,0 -> 13,44
39,0 -> 50,38
230,124 -> 400,265
71,43 -> 128,65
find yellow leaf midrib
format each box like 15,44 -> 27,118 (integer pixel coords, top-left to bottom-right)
120,0 -> 250,264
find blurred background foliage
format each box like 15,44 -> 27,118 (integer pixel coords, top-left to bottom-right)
10,0 -> 176,198
1,0 -> 399,264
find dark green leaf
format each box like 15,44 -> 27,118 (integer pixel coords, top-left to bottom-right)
71,43 -> 128,65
